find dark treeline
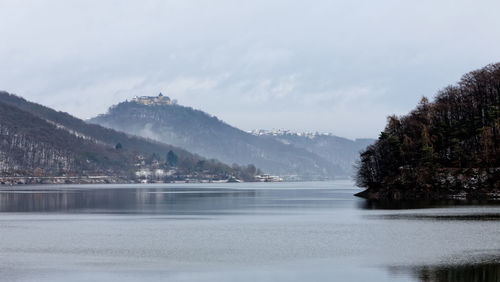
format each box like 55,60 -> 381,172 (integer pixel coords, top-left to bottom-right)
356,63 -> 500,199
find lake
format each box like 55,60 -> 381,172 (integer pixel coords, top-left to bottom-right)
0,180 -> 499,282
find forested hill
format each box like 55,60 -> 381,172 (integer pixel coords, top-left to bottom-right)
0,100 -> 138,176
0,91 -> 186,158
0,92 -> 257,182
251,130 -> 374,176
89,100 -> 345,180
356,63 -> 500,200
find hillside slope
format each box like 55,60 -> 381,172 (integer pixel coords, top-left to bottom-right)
0,92 -> 255,182
89,101 -> 344,179
253,130 -> 374,176
0,100 -> 133,176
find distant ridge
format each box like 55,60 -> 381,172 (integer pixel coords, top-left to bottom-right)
89,95 -> 365,180
0,91 -> 257,183
251,129 -> 374,175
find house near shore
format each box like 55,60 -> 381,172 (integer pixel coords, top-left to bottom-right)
255,174 -> 283,182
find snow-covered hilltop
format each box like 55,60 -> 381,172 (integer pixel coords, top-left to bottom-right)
250,129 -> 347,139
251,129 -> 375,177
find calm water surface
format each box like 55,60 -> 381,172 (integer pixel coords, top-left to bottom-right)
0,181 -> 499,281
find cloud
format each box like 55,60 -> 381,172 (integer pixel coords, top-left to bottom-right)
0,0 -> 499,138
39,76 -> 146,119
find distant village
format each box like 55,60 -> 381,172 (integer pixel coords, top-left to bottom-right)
0,163 -> 283,185
132,154 -> 282,184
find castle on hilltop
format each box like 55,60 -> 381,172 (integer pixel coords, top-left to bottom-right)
132,93 -> 175,106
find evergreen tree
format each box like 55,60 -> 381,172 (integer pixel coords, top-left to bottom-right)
166,150 -> 178,167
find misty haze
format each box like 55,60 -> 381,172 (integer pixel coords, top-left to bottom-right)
1,1 -> 499,282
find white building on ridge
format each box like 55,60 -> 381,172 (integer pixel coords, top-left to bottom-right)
132,93 -> 172,105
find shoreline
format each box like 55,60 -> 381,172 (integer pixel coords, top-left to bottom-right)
0,177 -> 238,186
355,188 -> 500,201
0,176 -> 293,186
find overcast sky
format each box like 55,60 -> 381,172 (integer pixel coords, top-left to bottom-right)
0,0 -> 499,139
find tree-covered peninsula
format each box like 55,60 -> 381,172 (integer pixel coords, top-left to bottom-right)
356,63 -> 500,200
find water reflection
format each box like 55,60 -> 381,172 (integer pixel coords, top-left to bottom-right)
359,198 -> 500,210
0,187 -> 256,214
0,184 -> 356,214
390,260 -> 500,282
367,213 -> 500,221
1,183 -> 500,282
